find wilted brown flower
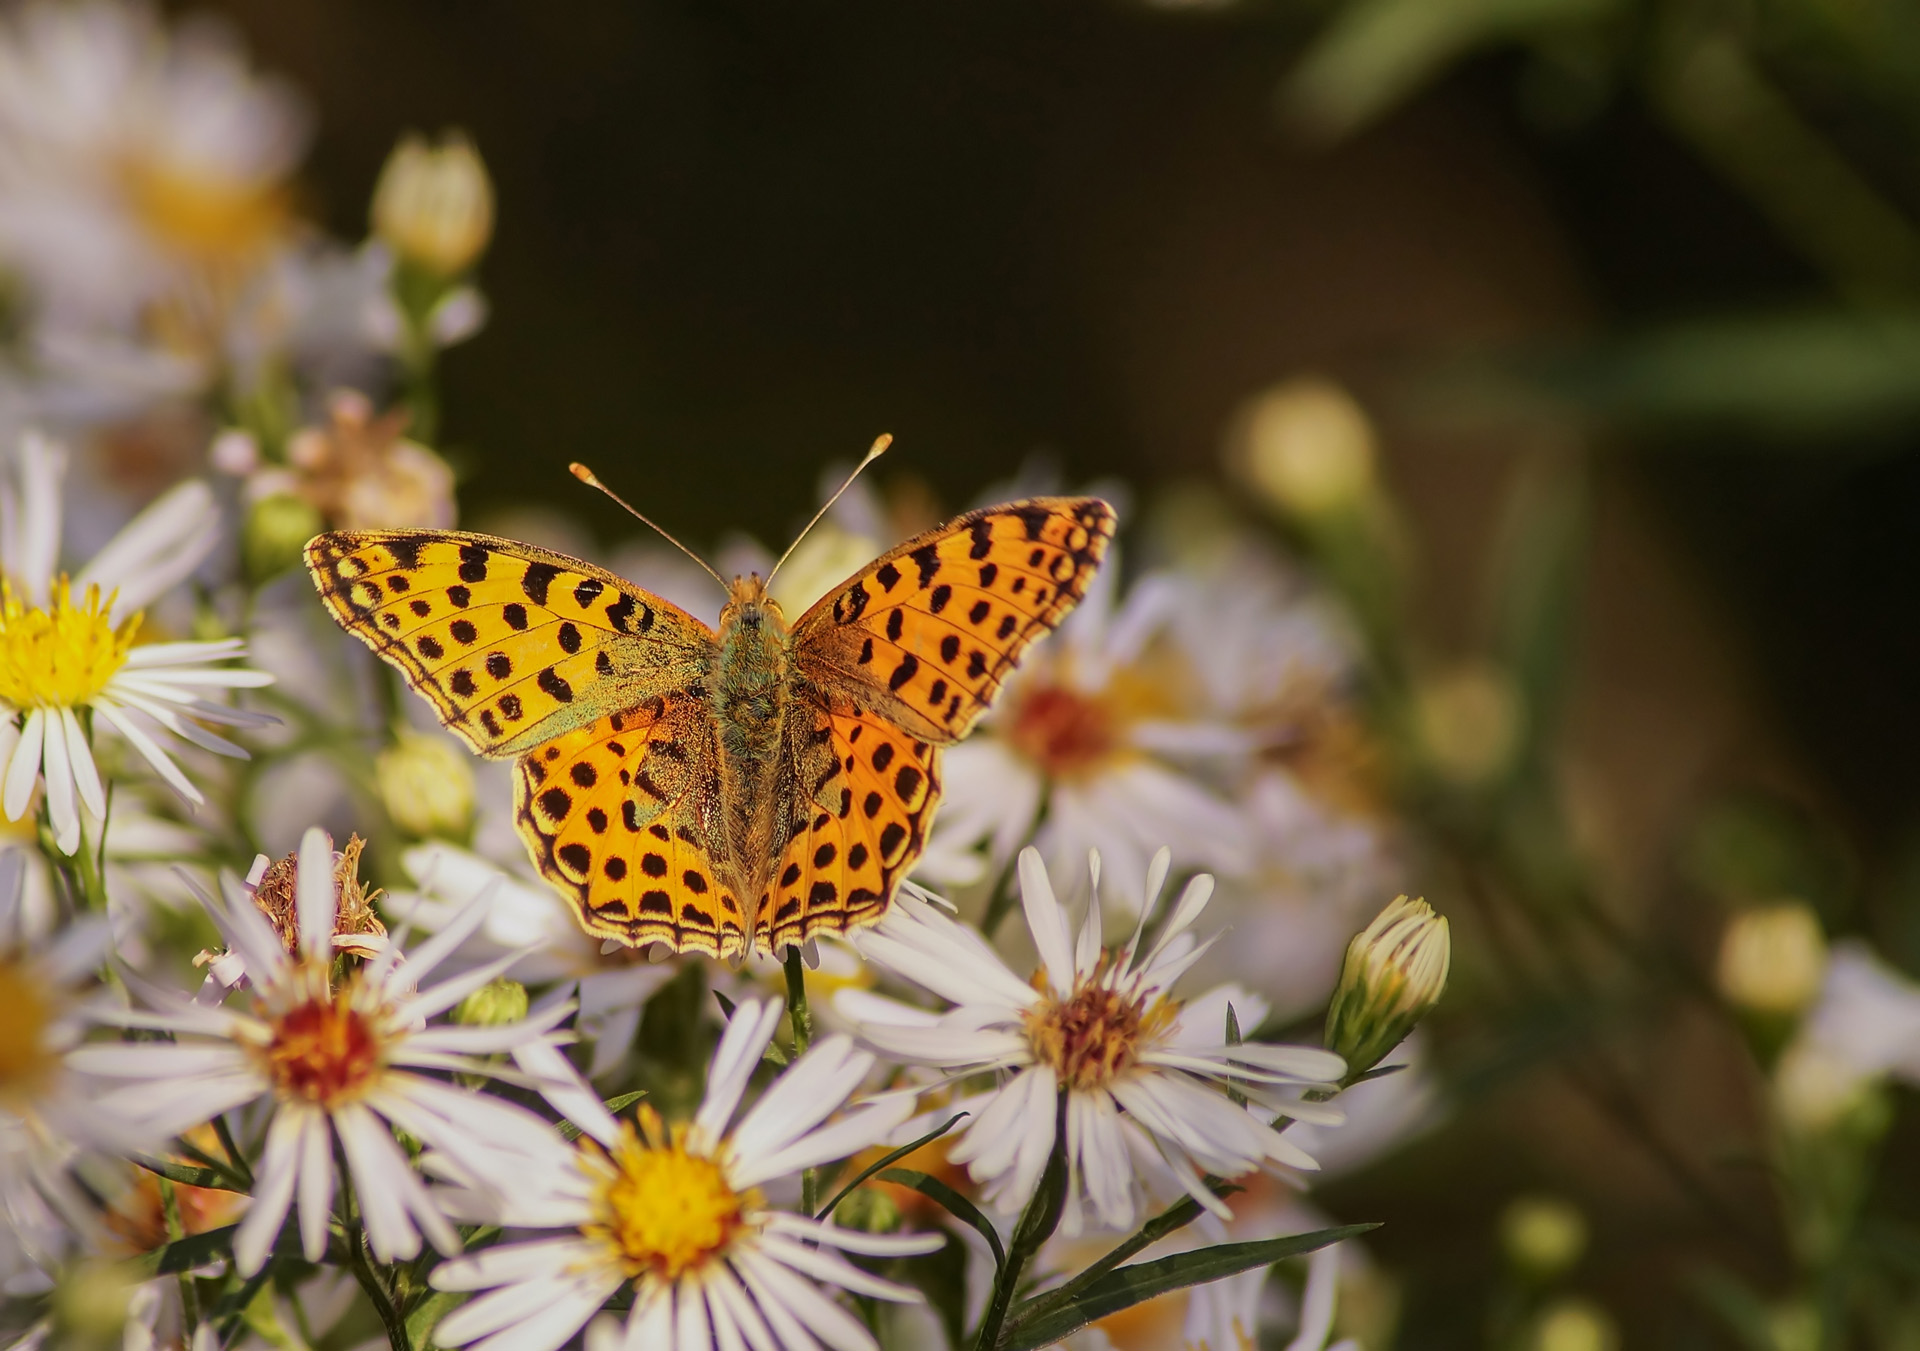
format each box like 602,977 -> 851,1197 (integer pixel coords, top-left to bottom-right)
246,832 -> 387,961
281,389 -> 455,531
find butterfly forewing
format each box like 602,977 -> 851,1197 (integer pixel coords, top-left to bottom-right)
307,531 -> 712,758
792,498 -> 1117,744
514,701 -> 749,958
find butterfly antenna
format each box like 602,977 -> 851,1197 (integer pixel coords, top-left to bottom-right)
569,463 -> 728,590
766,433 -> 892,584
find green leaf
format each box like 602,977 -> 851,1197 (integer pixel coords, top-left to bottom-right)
149,1224 -> 238,1275
877,1167 -> 1006,1273
558,1091 -> 645,1141
1001,1223 -> 1377,1350
1010,1180 -> 1243,1330
405,1287 -> 468,1346
131,1153 -> 243,1194
815,1114 -> 969,1222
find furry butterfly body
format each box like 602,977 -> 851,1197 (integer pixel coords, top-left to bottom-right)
306,497 -> 1115,958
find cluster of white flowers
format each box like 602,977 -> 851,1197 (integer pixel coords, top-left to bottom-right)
0,7 -> 1449,1351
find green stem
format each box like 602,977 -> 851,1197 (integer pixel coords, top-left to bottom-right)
159,1177 -> 201,1335
336,1142 -> 411,1351
974,1092 -> 1070,1351
782,946 -> 818,1214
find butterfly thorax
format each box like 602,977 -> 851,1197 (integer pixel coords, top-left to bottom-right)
712,575 -> 795,923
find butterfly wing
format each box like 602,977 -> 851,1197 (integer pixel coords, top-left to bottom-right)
791,498 -> 1117,743
306,531 -> 714,758
760,704 -> 940,952
761,497 -> 1114,951
515,700 -> 751,958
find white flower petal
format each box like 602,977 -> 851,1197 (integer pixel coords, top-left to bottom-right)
295,826 -> 336,963
3,709 -> 44,823
76,478 -> 217,612
697,998 -> 785,1144
1017,847 -> 1074,998
58,709 -> 103,820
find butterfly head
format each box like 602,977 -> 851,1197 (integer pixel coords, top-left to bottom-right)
721,573 -> 787,633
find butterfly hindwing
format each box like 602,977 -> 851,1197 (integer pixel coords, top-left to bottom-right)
514,701 -> 750,959
792,498 -> 1116,744
306,531 -> 713,758
763,705 -> 941,951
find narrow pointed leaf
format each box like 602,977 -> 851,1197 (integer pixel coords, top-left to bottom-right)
1002,1223 -> 1377,1349
816,1114 -> 969,1221
877,1167 -> 1006,1273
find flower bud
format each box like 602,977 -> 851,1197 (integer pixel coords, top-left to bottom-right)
1500,1194 -> 1586,1280
1231,375 -> 1377,519
833,1186 -> 904,1235
1325,895 -> 1450,1077
1771,1038 -> 1879,1136
377,729 -> 475,839
243,491 -> 325,581
1413,661 -> 1523,788
372,131 -> 495,278
455,976 -> 529,1028
1530,1299 -> 1617,1351
1716,902 -> 1827,1017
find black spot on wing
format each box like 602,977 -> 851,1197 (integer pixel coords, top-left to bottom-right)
522,561 -> 560,606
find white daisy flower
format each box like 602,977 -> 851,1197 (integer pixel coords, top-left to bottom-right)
66,826 -> 571,1275
391,840 -> 676,1077
0,433 -> 273,853
839,847 -> 1347,1236
0,849 -> 140,1273
430,997 -> 943,1351
919,559 -> 1257,912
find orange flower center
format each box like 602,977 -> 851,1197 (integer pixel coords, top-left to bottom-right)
0,959 -> 56,1106
1024,971 -> 1173,1092
261,994 -> 385,1108
1005,684 -> 1118,779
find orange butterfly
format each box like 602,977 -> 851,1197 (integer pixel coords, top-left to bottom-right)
305,450 -> 1114,959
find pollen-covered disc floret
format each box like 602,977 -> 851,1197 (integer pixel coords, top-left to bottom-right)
586,1106 -> 759,1281
842,846 -> 1349,1235
0,579 -> 138,710
431,998 -> 943,1351
68,827 -> 567,1277
0,434 -> 275,854
1023,955 -> 1177,1093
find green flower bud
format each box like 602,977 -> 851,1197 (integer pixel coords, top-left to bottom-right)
1530,1299 -> 1618,1351
377,729 -> 476,840
244,492 -> 324,581
52,1260 -> 137,1349
455,976 -> 529,1028
1716,901 -> 1826,1018
1325,895 -> 1450,1077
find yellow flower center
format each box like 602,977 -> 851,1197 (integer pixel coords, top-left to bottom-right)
259,986 -> 387,1109
586,1107 -> 757,1281
123,159 -> 288,260
0,958 -> 55,1106
1023,964 -> 1177,1092
0,579 -> 140,710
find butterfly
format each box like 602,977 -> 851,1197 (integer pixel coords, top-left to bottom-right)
305,474 -> 1115,960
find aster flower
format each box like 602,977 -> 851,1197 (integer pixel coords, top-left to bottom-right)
0,849 -> 138,1273
430,997 -> 942,1351
838,847 -> 1346,1236
0,434 -> 273,853
66,826 -> 571,1275
243,389 -> 457,532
